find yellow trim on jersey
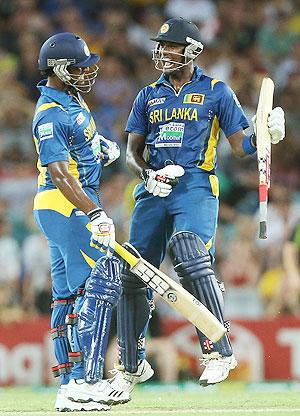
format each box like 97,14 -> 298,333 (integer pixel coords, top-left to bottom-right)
150,81 -> 157,88
211,79 -> 219,91
68,154 -> 80,180
80,250 -> 96,268
205,237 -> 213,252
34,102 -> 65,118
209,175 -> 219,198
33,136 -> 47,187
33,189 -> 76,217
198,116 -> 220,171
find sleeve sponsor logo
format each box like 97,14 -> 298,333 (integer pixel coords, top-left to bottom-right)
148,97 -> 166,107
38,122 -> 54,141
183,93 -> 205,105
76,112 -> 86,125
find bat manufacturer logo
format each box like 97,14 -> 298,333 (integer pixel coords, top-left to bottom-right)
193,299 -> 201,306
167,292 -> 177,303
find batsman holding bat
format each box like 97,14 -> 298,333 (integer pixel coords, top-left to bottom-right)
110,17 -> 285,394
32,32 -> 129,411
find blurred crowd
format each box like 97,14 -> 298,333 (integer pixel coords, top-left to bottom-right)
0,0 -> 300,372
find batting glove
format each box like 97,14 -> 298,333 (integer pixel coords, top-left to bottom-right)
87,208 -> 115,255
142,164 -> 185,197
252,107 -> 285,145
267,107 -> 285,144
99,135 -> 120,166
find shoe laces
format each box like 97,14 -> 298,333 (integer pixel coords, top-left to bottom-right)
200,352 -> 222,367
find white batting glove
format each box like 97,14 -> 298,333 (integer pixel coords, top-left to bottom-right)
268,107 -> 285,144
142,165 -> 185,197
252,107 -> 285,144
99,135 -> 120,166
87,208 -> 115,255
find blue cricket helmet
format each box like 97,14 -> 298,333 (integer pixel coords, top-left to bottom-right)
38,32 -> 100,70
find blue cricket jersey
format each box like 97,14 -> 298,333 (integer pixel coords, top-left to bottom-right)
126,66 -> 249,173
32,80 -> 103,216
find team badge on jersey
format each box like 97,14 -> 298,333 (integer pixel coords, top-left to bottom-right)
38,122 -> 54,141
155,122 -> 185,147
183,93 -> 205,105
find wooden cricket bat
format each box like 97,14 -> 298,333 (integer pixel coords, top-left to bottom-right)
256,77 -> 274,239
114,242 -> 227,343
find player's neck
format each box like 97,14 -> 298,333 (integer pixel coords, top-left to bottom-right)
168,65 -> 194,92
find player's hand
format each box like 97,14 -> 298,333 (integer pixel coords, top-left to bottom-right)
268,107 -> 285,144
87,208 -> 115,255
252,107 -> 285,145
142,165 -> 185,197
99,135 -> 120,166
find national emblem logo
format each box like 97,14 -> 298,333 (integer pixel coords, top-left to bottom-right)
160,23 -> 169,34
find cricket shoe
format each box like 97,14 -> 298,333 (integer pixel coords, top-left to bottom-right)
199,352 -> 237,386
108,359 -> 154,394
55,384 -> 110,412
66,378 -> 130,405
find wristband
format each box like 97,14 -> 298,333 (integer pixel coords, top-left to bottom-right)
87,208 -> 103,221
242,133 -> 256,155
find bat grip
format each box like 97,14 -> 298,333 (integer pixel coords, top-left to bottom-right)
259,221 -> 267,239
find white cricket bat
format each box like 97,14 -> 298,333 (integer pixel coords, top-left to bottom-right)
256,77 -> 274,239
115,242 -> 227,343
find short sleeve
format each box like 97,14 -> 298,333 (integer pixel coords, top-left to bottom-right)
125,89 -> 148,135
34,109 -> 70,167
217,84 -> 249,137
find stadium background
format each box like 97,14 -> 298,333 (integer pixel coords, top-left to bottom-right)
0,0 -> 299,386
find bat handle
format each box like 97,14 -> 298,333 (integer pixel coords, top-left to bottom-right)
259,221 -> 267,239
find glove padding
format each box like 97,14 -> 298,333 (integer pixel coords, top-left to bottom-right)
142,165 -> 185,198
252,106 -> 285,145
267,107 -> 285,144
88,208 -> 115,255
99,135 -> 120,166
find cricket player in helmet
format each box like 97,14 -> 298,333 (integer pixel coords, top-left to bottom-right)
33,32 -> 128,411
109,17 -> 285,395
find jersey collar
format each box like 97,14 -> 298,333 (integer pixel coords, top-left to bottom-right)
155,66 -> 203,86
37,79 -> 73,106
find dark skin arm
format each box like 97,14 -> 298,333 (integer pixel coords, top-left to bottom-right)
126,132 -> 148,176
48,161 -> 98,213
228,130 -> 250,158
126,130 -> 250,176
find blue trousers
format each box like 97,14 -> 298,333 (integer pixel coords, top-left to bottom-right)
33,189 -> 103,382
130,169 -> 219,266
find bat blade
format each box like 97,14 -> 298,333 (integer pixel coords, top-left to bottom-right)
256,77 -> 274,239
115,242 -> 226,343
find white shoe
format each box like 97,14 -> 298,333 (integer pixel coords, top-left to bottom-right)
55,385 -> 110,412
108,359 -> 154,394
199,352 -> 237,386
66,379 -> 130,405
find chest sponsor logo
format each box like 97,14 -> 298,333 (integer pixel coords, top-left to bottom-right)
183,93 -> 205,105
76,112 -> 86,125
155,122 -> 185,147
148,97 -> 166,107
38,122 -> 53,141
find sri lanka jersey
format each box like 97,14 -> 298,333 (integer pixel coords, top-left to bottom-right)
126,66 -> 249,173
32,80 -> 102,216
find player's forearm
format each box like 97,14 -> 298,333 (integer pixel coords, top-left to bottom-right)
126,150 -> 149,177
126,132 -> 149,177
48,161 -> 99,213
52,174 -> 98,213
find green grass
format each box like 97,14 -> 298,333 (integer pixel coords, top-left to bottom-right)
0,382 -> 300,415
